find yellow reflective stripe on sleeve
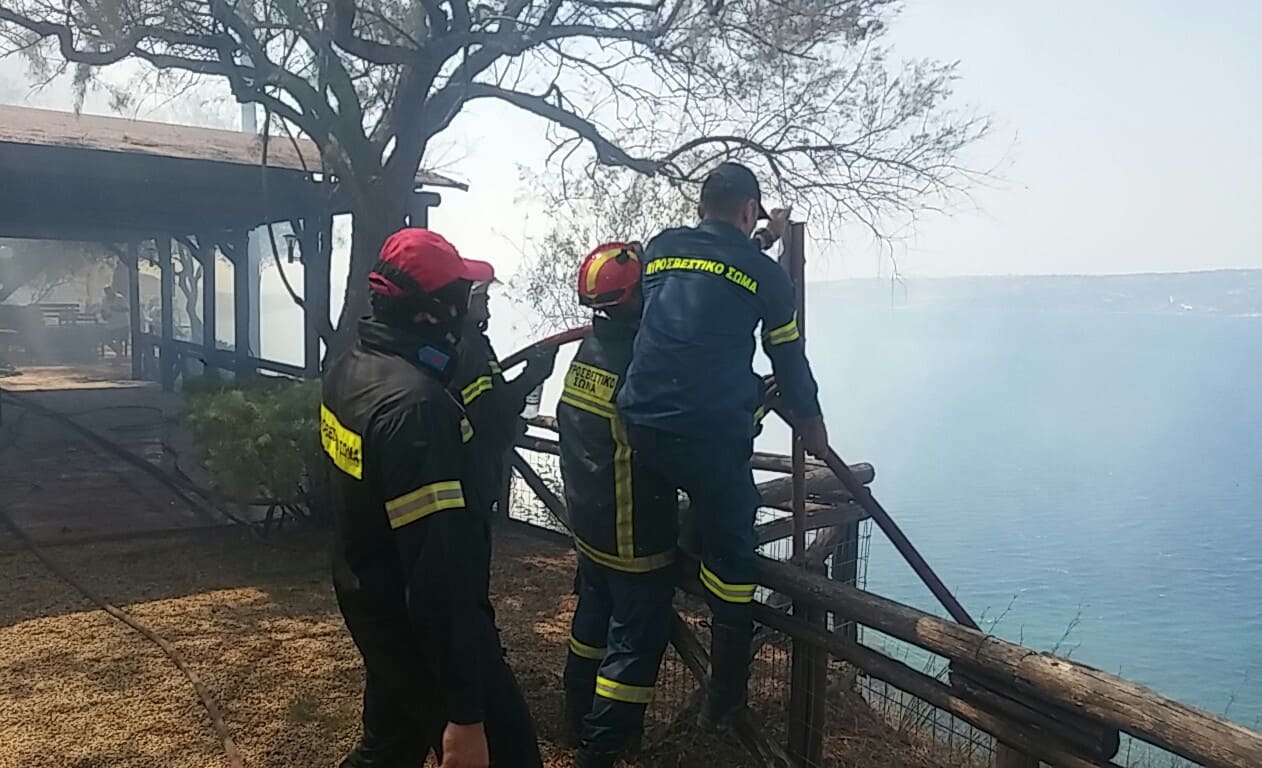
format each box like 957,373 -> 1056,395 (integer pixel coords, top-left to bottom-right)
320,404 -> 363,480
460,375 -> 494,406
569,636 -> 606,661
574,535 -> 675,574
488,360 -> 502,375
611,417 -> 634,558
595,676 -> 653,705
699,561 -> 756,604
754,404 -> 767,424
764,314 -> 801,346
460,416 -> 474,443
385,480 -> 465,529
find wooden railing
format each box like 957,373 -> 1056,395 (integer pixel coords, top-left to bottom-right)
508,416 -> 1262,768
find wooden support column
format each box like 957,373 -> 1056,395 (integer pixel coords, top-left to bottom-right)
301,214 -> 331,378
156,236 -> 175,391
229,232 -> 255,379
406,190 -> 442,228
126,242 -> 143,381
200,237 -> 217,370
780,221 -> 826,765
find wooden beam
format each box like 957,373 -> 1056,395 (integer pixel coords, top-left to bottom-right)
754,557 -> 1262,768
156,236 -> 175,391
949,669 -> 1120,761
515,429 -> 875,482
229,232 -> 254,379
301,213 -> 332,378
750,602 -> 1119,768
126,242 -> 143,381
669,614 -> 796,768
754,504 -> 865,546
508,451 -> 571,531
195,237 -> 217,373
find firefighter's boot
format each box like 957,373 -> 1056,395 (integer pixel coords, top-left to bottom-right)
574,747 -> 619,768
561,688 -> 589,748
699,621 -> 751,732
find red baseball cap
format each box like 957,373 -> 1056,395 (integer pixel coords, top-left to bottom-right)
369,228 -> 494,297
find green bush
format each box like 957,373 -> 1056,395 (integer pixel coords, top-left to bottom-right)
184,375 -> 322,507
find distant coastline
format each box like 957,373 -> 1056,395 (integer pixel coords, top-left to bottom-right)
817,269 -> 1262,317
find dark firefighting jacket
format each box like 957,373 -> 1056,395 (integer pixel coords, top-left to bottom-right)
558,316 -> 677,573
449,325 -> 538,515
616,218 -> 822,440
322,318 -> 497,725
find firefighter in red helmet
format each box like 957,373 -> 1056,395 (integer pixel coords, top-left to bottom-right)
558,242 -> 679,768
322,228 -> 543,768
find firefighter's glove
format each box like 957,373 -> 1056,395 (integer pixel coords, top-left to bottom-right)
521,345 -> 558,388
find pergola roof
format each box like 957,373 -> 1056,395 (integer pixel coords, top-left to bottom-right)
0,105 -> 466,242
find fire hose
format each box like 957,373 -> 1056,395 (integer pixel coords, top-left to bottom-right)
498,325 -> 978,630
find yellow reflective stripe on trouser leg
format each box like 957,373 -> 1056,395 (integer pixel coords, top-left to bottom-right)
764,314 -> 801,345
611,417 -> 634,558
569,636 -> 606,661
699,561 -> 755,604
385,480 -> 465,529
595,675 -> 653,705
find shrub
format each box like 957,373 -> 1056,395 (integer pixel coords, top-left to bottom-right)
184,375 -> 322,511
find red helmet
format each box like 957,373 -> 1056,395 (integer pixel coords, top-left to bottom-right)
577,242 -> 643,309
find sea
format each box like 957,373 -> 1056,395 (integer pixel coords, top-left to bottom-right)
250,272 -> 1262,741
795,287 -> 1262,739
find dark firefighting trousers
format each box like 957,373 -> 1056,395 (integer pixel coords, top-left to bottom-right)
627,425 -> 760,716
337,594 -> 543,768
563,553 -> 676,753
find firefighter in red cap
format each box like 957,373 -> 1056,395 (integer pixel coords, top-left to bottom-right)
558,242 -> 679,768
321,228 -> 542,768
449,269 -> 556,527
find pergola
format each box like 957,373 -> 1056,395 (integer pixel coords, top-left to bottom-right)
0,104 -> 466,385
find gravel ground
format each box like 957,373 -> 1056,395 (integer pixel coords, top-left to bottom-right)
0,524 -> 958,768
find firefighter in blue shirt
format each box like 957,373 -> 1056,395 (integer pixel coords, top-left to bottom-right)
617,162 -> 831,731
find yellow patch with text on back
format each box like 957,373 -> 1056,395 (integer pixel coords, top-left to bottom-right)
320,403 -> 363,480
564,362 -> 619,405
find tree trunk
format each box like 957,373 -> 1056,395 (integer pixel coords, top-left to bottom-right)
330,186 -> 410,359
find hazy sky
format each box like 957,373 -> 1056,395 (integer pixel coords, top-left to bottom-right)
0,0 -> 1258,282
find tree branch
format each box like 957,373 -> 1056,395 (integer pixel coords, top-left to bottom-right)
330,0 -> 419,65
467,82 -> 662,173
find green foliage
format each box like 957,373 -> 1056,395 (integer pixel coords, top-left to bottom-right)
184,376 -> 321,505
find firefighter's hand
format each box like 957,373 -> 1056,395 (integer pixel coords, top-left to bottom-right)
440,722 -> 489,768
762,374 -> 778,402
799,416 -> 830,460
768,207 -> 792,239
523,345 -> 558,385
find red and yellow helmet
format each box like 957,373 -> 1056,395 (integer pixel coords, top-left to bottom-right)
577,241 -> 643,309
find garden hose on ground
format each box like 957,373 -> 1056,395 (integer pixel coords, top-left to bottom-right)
0,391 -> 245,768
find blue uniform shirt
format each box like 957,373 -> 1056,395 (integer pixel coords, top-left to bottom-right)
617,218 -> 822,440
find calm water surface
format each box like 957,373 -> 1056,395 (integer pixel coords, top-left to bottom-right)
801,297 -> 1262,731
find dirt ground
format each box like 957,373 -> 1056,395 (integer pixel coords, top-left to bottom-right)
0,522 -> 962,768
0,524 -> 764,768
